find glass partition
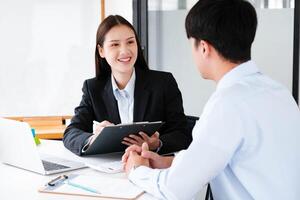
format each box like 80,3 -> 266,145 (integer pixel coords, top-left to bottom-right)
146,0 -> 297,115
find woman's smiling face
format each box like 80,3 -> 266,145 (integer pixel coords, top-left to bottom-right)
98,25 -> 138,76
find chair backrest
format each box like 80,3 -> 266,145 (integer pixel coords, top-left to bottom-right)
186,115 -> 199,137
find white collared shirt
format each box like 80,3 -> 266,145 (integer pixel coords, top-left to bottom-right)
111,69 -> 135,124
128,61 -> 300,200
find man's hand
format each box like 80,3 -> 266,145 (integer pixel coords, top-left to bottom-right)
141,148 -> 174,169
90,120 -> 114,145
124,143 -> 150,175
122,131 -> 160,150
122,142 -> 174,170
122,144 -> 143,164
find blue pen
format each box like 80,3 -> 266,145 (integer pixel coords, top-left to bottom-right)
65,180 -> 101,194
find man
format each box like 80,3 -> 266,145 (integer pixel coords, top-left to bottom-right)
122,0 -> 300,199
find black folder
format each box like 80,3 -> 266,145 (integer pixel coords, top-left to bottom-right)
83,121 -> 164,155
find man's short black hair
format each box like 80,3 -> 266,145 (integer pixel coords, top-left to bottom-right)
185,0 -> 257,63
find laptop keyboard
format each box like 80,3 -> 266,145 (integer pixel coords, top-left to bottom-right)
42,160 -> 70,171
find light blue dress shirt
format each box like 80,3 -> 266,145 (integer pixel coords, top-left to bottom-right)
128,61 -> 300,200
111,69 -> 135,124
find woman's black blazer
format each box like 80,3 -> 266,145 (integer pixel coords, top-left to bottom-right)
63,68 -> 192,155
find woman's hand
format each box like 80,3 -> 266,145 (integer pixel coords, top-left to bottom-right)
90,120 -> 114,145
122,131 -> 160,151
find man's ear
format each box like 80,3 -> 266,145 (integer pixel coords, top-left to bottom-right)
97,44 -> 105,58
200,40 -> 210,56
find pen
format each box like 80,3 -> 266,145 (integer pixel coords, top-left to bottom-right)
65,180 -> 101,194
47,175 -> 68,186
93,120 -> 115,128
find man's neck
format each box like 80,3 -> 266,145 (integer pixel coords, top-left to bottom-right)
213,60 -> 241,83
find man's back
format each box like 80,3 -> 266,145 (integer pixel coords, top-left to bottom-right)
209,61 -> 300,199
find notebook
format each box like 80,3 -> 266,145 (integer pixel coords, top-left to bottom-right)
0,118 -> 86,175
39,174 -> 144,199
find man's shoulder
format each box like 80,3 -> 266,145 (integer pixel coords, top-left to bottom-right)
218,83 -> 250,102
217,74 -> 288,107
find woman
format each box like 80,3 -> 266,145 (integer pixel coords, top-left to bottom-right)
63,15 -> 191,156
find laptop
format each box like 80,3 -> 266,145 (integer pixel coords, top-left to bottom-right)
0,118 -> 86,175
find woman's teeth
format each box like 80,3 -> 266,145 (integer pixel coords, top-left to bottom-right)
118,57 -> 131,62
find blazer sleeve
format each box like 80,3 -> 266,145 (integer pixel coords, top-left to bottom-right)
158,74 -> 192,154
63,80 -> 94,155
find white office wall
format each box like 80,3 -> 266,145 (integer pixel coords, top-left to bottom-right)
0,0 -> 100,116
105,0 -> 132,23
253,9 -> 294,91
148,8 -> 295,117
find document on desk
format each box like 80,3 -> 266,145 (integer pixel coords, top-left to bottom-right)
86,160 -> 124,174
39,174 -> 144,199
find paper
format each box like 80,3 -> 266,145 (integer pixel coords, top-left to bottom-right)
40,174 -> 144,199
86,161 -> 124,174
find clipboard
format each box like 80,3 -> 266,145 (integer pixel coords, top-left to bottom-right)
83,121 -> 164,155
39,174 -> 144,200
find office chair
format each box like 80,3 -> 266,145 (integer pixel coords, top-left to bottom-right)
186,115 -> 214,200
186,115 -> 199,139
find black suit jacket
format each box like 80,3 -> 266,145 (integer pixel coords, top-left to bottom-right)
63,68 -> 192,155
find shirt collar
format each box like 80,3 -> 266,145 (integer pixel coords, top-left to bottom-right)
216,60 -> 260,91
111,68 -> 136,99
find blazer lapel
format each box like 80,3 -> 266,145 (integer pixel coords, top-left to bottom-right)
134,68 -> 150,122
102,76 -> 121,124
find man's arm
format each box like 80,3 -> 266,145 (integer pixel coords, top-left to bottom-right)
124,102 -> 244,200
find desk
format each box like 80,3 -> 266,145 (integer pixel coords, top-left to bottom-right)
0,140 -> 157,200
